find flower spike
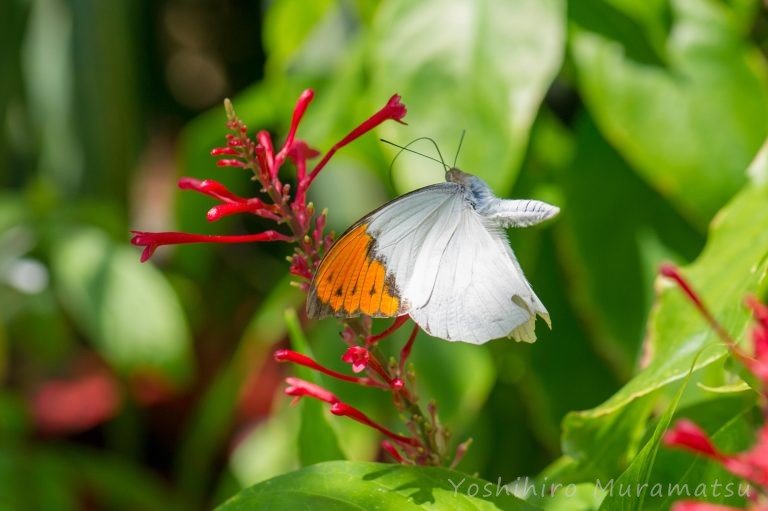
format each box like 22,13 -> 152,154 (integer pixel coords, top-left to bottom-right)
131,90 -> 468,467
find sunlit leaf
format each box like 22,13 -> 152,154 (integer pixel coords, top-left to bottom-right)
571,0 -> 768,227
216,461 -> 539,511
597,372 -> 688,510
369,0 -> 566,193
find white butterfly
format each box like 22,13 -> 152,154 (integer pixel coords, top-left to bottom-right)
307,167 -> 559,344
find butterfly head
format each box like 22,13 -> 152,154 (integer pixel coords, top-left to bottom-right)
446,167 -> 473,185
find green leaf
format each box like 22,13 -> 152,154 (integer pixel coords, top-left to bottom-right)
530,483 -> 606,511
51,228 -> 193,384
570,0 -> 768,227
695,381 -> 751,394
597,374 -> 689,510
262,0 -> 339,77
284,308 -> 346,465
748,137 -> 768,186
369,0 -> 566,193
560,175 -> 768,479
557,393 -> 657,484
216,461 -> 539,511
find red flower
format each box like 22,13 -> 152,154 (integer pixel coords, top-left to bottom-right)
743,296 -> 768,385
330,402 -> 419,447
671,502 -> 746,511
284,377 -> 338,405
342,346 -> 370,373
663,419 -> 722,459
281,378 -> 420,448
661,264 -> 768,510
274,349 -> 376,386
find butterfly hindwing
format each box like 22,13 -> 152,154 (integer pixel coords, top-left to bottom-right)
406,208 -> 549,343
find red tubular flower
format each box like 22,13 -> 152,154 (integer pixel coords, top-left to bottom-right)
341,326 -> 357,345
313,210 -> 327,247
284,377 -> 338,405
660,263 -> 735,345
723,423 -> 768,487
130,230 -> 292,263
287,141 -> 321,209
664,420 -> 723,459
274,89 -> 315,172
743,296 -> 768,385
330,401 -> 419,447
288,253 -> 311,281
210,147 -> 239,156
304,95 -> 407,187
342,346 -> 370,373
131,90 -> 468,466
381,440 -> 407,464
274,349 -> 380,386
341,346 -> 398,388
665,420 -> 768,489
671,502 -> 744,511
449,439 -> 474,469
399,325 -> 420,375
256,130 -> 275,171
177,178 -> 282,222
178,177 -> 245,203
206,200 -> 280,222
216,159 -> 245,168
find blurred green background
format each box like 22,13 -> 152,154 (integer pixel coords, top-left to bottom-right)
2,0 -> 767,509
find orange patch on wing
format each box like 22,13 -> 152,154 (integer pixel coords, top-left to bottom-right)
313,224 -> 400,317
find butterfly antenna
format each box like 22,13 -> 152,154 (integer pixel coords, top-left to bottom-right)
452,130 -> 466,168
381,137 -> 449,171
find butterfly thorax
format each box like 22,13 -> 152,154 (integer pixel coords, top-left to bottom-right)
445,167 -> 497,212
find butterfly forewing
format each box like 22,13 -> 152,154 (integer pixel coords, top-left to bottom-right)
307,184 -> 458,319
